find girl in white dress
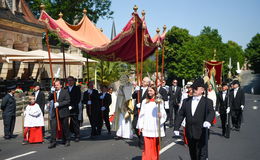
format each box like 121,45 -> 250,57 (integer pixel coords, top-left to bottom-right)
137,86 -> 167,160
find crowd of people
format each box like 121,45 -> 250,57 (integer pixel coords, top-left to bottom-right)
0,74 -> 245,160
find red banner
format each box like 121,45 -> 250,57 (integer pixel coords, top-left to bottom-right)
205,61 -> 223,85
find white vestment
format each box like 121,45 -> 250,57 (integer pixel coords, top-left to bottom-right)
114,83 -> 133,139
137,100 -> 167,137
24,103 -> 44,127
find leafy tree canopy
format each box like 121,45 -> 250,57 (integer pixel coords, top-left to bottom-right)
163,26 -> 245,83
245,33 -> 260,73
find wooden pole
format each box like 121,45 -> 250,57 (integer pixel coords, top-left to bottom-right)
140,10 -> 145,83
45,29 -> 61,131
62,43 -> 67,85
156,28 -> 160,86
86,56 -> 90,82
134,5 -> 140,104
161,25 -> 166,80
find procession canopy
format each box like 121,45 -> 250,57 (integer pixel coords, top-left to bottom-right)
39,8 -> 166,63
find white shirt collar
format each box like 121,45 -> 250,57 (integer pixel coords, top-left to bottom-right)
192,95 -> 202,101
234,87 -> 239,91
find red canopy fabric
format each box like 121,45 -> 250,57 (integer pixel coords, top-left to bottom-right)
39,11 -> 166,63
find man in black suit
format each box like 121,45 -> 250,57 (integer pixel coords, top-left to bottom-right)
132,77 -> 150,148
1,85 -> 16,139
48,80 -> 71,148
169,79 -> 182,127
174,78 -> 215,160
156,79 -> 168,102
82,81 -> 102,136
230,80 -> 245,131
216,83 -> 230,137
99,85 -> 112,134
32,82 -> 46,135
66,76 -> 81,142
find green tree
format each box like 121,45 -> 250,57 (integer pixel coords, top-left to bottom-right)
164,26 -> 245,82
164,26 -> 193,82
220,41 -> 244,78
245,33 -> 260,73
25,0 -> 113,23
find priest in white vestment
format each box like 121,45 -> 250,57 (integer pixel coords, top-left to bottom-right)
114,75 -> 134,139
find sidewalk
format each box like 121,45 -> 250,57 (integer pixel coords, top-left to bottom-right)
0,109 -> 89,137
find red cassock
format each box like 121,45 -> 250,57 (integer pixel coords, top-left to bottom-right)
142,137 -> 160,160
24,127 -> 43,143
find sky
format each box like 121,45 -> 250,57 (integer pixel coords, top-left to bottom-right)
96,0 -> 260,49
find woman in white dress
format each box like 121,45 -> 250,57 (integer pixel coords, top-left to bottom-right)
137,86 -> 167,160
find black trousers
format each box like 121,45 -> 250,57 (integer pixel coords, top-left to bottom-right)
3,115 -> 16,138
187,135 -> 207,160
86,107 -> 102,136
169,104 -> 179,125
69,114 -> 80,138
101,110 -> 110,132
231,109 -> 242,129
50,116 -> 70,143
165,109 -> 170,122
220,113 -> 227,135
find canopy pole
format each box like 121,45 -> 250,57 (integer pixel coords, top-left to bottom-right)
155,28 -> 161,152
62,43 -> 67,85
101,60 -> 104,85
156,28 -> 160,87
134,5 -> 140,104
45,29 -> 61,131
161,25 -> 167,80
86,56 -> 90,82
140,10 -> 145,83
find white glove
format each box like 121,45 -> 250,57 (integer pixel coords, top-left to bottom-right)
174,131 -> 180,136
226,107 -> 230,114
69,106 -> 72,110
51,86 -> 55,93
44,104 -> 48,111
101,106 -> 106,111
241,105 -> 244,110
135,86 -> 140,91
136,103 -> 141,108
54,102 -> 59,108
203,121 -> 211,129
215,111 -> 220,117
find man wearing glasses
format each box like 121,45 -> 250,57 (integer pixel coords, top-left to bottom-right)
168,79 -> 182,127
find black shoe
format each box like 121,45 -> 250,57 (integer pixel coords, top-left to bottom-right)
4,136 -> 11,139
10,134 -> 18,138
235,128 -> 240,131
75,138 -> 80,142
48,142 -> 56,149
64,141 -> 70,147
108,131 -> 111,135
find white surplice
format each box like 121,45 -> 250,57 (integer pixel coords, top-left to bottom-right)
137,100 -> 167,137
114,83 -> 133,139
